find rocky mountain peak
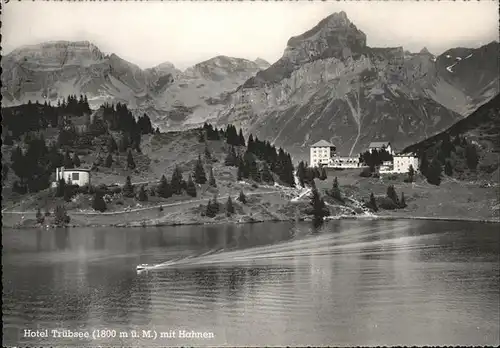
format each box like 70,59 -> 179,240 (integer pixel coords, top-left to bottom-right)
419,47 -> 432,56
243,12 -> 367,88
284,11 -> 366,62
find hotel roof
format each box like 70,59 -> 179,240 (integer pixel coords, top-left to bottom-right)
311,140 -> 335,147
369,141 -> 391,148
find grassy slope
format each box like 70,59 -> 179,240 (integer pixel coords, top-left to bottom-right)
2,128 -> 313,227
318,169 -> 499,221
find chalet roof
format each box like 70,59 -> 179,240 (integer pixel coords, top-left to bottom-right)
311,140 -> 335,147
59,166 -> 92,172
369,141 -> 391,148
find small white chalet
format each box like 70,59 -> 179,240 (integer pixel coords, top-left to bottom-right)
310,140 -> 336,167
52,167 -> 91,187
368,141 -> 394,155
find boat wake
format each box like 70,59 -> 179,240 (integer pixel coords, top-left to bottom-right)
138,222 -> 436,272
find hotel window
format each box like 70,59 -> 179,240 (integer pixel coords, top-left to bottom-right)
72,172 -> 80,181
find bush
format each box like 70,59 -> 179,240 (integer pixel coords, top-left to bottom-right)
64,185 -> 78,202
377,196 -> 399,210
36,208 -> 45,224
137,186 -> 148,201
92,192 -> 107,212
238,190 -> 247,204
225,196 -> 235,216
53,205 -> 70,226
123,176 -> 135,197
360,167 -> 372,177
12,180 -> 27,194
108,186 -> 122,194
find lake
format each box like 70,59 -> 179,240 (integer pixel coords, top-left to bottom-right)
2,220 -> 499,346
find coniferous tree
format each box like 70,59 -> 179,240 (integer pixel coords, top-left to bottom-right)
224,146 -> 238,167
55,178 -> 66,197
105,153 -> 113,168
10,146 -> 26,182
260,162 -> 274,184
53,205 -> 70,226
444,159 -> 453,176
208,167 -> 217,187
368,193 -> 378,212
36,208 -> 45,224
386,185 -> 399,205
238,190 -> 247,204
47,144 -> 64,170
198,130 -> 206,143
306,186 -> 329,225
123,176 -> 135,197
249,159 -> 260,182
205,196 -> 220,218
247,134 -> 255,153
400,192 -> 407,208
461,136 -> 468,147
63,151 -> 73,168
319,166 -> 328,180
157,175 -> 172,198
119,133 -> 130,152
170,166 -> 183,195
226,196 -> 235,216
237,158 -> 244,181
420,152 -> 429,176
465,144 -> 479,170
426,158 -> 443,186
407,164 -> 415,183
92,191 -> 107,211
204,143 -> 212,161
137,185 -> 148,201
193,155 -> 207,184
186,175 -> 197,197
329,177 -> 342,201
108,136 -> 118,153
72,153 -> 81,168
127,149 -> 136,170
238,129 -> 246,146
296,161 -> 306,187
441,134 -> 454,159
63,184 -> 74,202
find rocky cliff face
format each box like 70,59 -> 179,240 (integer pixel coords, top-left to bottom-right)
1,41 -> 270,128
214,12 -> 499,159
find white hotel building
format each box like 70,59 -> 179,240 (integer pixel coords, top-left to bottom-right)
310,140 -> 337,167
393,153 -> 420,173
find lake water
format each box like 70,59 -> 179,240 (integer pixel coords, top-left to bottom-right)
2,220 -> 499,346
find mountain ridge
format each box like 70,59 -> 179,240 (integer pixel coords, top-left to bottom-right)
2,13 -> 498,160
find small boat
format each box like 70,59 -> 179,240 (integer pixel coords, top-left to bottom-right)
136,264 -> 150,271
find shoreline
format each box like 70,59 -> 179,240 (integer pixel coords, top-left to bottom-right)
3,211 -> 499,229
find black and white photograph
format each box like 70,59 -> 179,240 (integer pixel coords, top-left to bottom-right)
1,0 -> 499,346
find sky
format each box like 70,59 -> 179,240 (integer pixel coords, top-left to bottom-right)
2,1 -> 498,70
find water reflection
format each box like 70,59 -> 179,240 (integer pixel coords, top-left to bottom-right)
2,220 -> 499,346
